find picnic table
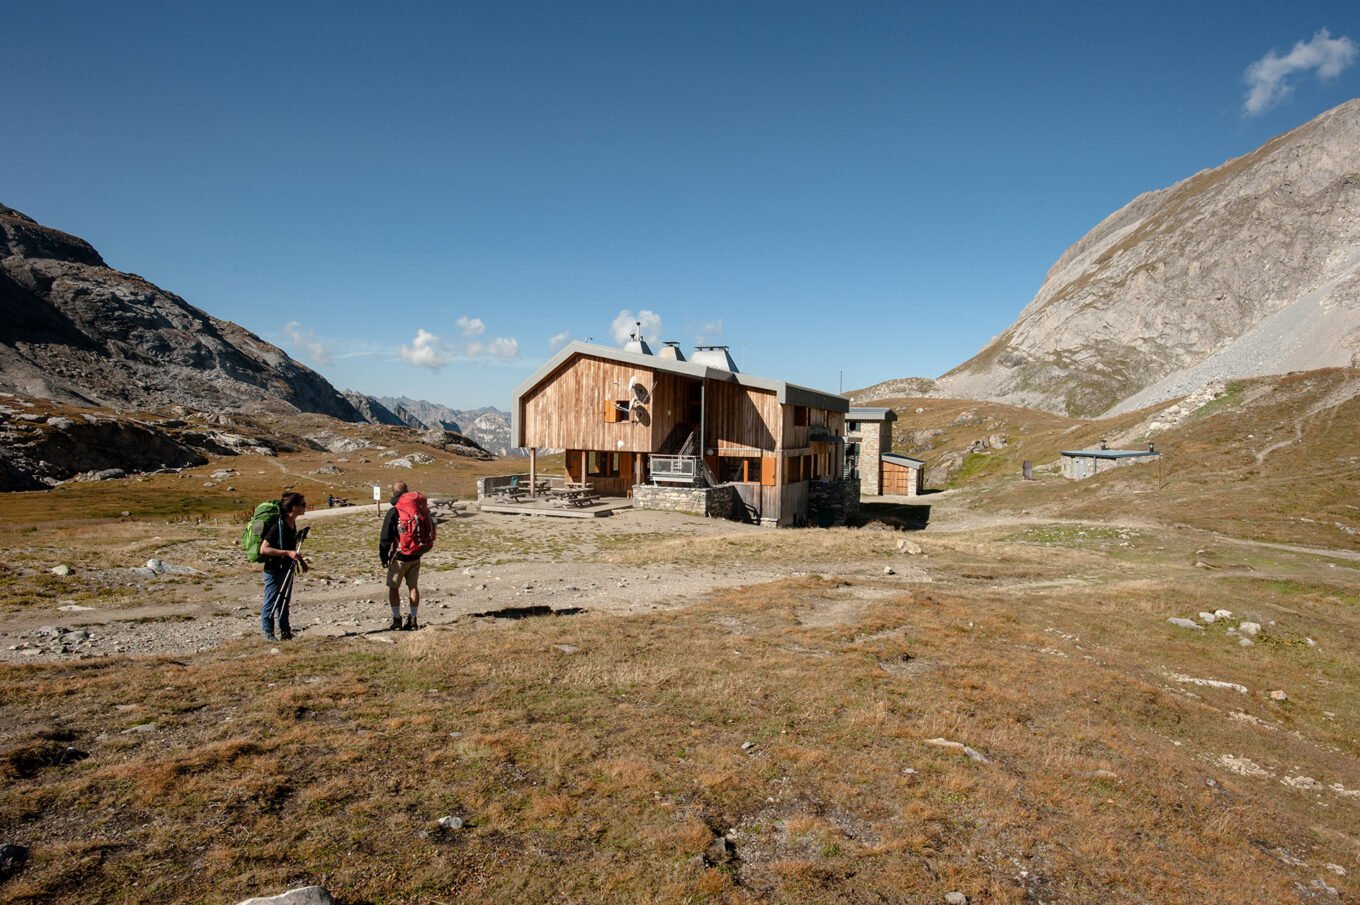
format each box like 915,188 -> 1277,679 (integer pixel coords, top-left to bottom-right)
493,483 -> 529,503
548,481 -> 600,507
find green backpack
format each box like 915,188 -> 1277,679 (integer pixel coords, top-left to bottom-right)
241,500 -> 282,563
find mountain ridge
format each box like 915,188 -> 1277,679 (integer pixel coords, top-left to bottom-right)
0,203 -> 364,420
864,99 -> 1360,416
376,396 -> 518,457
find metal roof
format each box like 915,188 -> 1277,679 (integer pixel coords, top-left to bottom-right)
1060,449 -> 1160,459
882,452 -> 924,467
512,341 -> 849,442
848,407 -> 897,422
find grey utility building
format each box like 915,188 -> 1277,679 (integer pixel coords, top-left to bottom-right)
1060,446 -> 1161,480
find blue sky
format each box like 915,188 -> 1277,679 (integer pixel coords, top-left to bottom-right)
4,2 -> 1358,410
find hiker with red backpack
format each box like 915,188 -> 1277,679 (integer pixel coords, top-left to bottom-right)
379,481 -> 436,631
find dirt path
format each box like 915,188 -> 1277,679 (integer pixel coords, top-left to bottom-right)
0,505 -> 918,662
8,491 -> 1354,663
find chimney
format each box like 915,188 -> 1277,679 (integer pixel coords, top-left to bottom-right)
622,321 -> 653,356
691,345 -> 738,372
657,341 -> 686,361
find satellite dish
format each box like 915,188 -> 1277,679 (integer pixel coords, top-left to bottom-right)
632,382 -> 651,404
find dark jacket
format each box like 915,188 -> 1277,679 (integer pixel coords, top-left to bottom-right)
379,505 -> 421,564
261,515 -> 299,573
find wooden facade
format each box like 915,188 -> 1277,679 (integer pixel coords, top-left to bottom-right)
513,342 -> 850,526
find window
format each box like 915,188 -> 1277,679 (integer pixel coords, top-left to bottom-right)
794,405 -> 809,427
718,454 -> 761,484
604,399 -> 630,422
587,451 -> 620,477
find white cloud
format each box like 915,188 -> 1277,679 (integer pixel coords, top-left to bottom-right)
548,330 -> 572,352
399,319 -> 520,368
485,337 -> 519,361
399,328 -> 452,369
282,320 -> 333,366
610,309 -> 664,346
1244,28 -> 1357,116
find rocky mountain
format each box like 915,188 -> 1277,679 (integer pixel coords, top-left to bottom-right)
376,396 -> 464,432
0,204 -> 363,420
376,397 -> 520,456
341,391 -> 406,426
461,409 -> 517,457
877,99 -> 1360,417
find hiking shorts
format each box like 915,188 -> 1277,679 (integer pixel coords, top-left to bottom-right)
386,557 -> 421,590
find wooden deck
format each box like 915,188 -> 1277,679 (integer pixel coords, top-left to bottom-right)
478,496 -> 634,519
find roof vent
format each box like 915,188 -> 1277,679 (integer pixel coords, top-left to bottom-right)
691,345 -> 738,373
622,322 -> 653,356
657,341 -> 686,362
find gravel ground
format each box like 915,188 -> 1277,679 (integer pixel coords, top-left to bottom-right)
0,502 -> 939,663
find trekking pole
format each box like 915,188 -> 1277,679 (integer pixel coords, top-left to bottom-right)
277,527 -> 310,637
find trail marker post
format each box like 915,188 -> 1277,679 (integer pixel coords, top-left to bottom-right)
373,484 -> 382,520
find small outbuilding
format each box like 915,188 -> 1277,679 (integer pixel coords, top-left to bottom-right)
880,452 -> 925,496
1060,447 -> 1160,480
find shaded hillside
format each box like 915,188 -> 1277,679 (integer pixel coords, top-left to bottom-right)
884,99 -> 1360,417
0,390 -> 494,492
0,204 -> 362,420
342,391 -> 406,426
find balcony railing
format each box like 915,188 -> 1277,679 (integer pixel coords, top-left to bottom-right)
650,455 -> 701,484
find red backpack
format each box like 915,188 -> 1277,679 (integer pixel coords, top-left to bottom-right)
395,492 -> 436,557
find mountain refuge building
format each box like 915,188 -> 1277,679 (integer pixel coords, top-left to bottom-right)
508,339 -> 856,526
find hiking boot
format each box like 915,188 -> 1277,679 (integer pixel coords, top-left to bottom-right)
389,617 -> 402,632
402,614 -> 419,631
264,633 -> 278,642
280,630 -> 294,641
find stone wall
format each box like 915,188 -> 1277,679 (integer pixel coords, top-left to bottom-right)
633,484 -> 738,519
859,422 -> 882,494
809,479 -> 860,527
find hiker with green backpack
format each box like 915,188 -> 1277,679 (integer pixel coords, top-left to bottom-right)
242,491 -> 310,641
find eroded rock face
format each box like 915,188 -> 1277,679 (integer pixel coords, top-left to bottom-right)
921,100 -> 1360,416
0,204 -> 362,421
0,416 -> 207,491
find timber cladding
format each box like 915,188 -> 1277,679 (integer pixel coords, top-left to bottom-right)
704,380 -> 780,451
521,355 -> 681,451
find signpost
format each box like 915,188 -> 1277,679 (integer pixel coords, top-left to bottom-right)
373,484 -> 382,520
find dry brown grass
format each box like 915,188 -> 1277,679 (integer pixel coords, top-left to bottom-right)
1,519 -> 1357,903
1,373 -> 1359,902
